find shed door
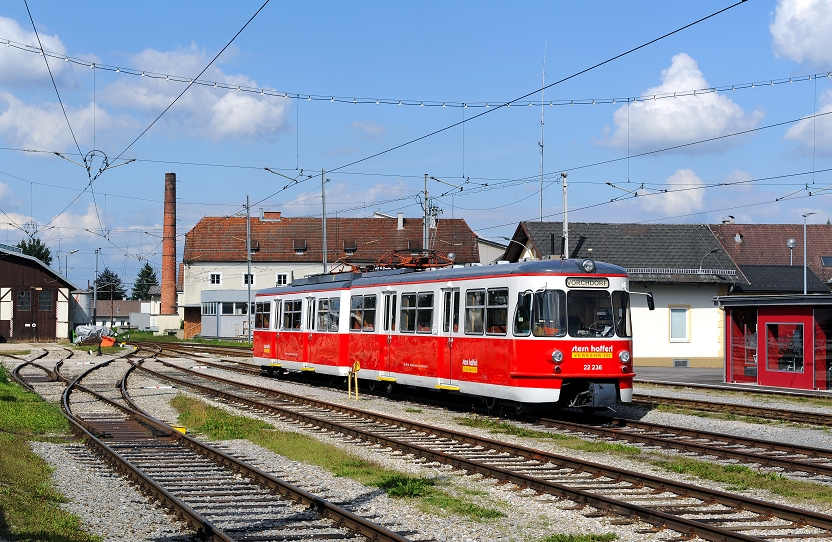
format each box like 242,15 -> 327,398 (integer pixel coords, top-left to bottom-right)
35,290 -> 57,341
12,290 -> 34,341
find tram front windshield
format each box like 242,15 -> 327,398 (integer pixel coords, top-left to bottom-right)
566,290 -> 631,338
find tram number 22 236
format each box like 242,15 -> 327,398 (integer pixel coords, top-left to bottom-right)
583,364 -> 604,371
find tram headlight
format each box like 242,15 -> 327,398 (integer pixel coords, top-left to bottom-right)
581,259 -> 596,273
551,350 -> 564,364
618,350 -> 631,363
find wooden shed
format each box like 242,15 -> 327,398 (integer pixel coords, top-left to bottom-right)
0,243 -> 78,342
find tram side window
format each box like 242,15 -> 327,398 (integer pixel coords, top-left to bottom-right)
513,292 -> 531,336
400,293 -> 417,333
416,292 -> 434,333
318,299 -> 330,330
282,300 -> 302,330
442,290 -> 460,333
384,294 -> 397,332
254,302 -> 271,329
486,288 -> 509,335
465,290 -> 485,335
329,297 -> 340,331
612,291 -> 632,338
306,299 -> 316,330
350,295 -> 377,332
532,290 -> 567,337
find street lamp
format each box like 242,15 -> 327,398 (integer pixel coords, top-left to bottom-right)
65,249 -> 79,279
698,248 -> 720,272
803,212 -> 817,295
786,238 -> 797,266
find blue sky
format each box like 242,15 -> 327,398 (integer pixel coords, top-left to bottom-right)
1,0 -> 831,288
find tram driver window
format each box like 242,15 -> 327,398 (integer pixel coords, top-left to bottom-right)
567,290 -> 614,338
532,290 -> 566,337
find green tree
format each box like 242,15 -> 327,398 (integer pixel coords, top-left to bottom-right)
95,267 -> 127,300
131,262 -> 159,300
16,237 -> 53,266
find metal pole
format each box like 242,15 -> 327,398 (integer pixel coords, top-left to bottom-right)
539,50 -> 545,222
804,216 -> 808,295
322,169 -> 327,273
424,174 -> 429,252
92,248 -> 99,324
561,172 -> 568,258
246,195 -> 252,342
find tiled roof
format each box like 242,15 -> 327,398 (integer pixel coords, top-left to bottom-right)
711,223 -> 832,283
513,222 -> 746,285
94,300 -> 143,317
183,215 -> 480,264
734,265 -> 828,293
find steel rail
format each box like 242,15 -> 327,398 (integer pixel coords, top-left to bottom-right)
119,362 -> 413,542
144,353 -> 832,479
634,394 -> 832,427
140,359 -> 832,542
533,415 -> 832,478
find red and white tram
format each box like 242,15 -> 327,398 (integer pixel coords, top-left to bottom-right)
253,258 -> 651,410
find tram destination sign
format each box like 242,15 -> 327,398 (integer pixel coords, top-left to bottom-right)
565,277 -> 609,289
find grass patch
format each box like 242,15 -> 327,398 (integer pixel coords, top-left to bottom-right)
124,330 -> 251,348
404,408 -> 423,413
456,416 -> 641,456
0,365 -> 99,541
0,350 -> 32,357
170,394 -> 505,519
542,534 -> 617,542
653,456 -> 832,505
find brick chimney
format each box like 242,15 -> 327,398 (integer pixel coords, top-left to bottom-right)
161,172 -> 177,315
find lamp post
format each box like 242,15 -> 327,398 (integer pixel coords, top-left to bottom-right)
803,212 -> 816,295
64,249 -> 78,279
699,248 -> 720,272
786,238 -> 796,266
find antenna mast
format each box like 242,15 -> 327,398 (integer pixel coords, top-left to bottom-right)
539,42 -> 546,222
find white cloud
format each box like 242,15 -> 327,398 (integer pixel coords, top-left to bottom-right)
47,202 -> 102,239
0,16 -> 69,88
771,0 -> 832,66
602,53 -> 763,152
721,169 -> 755,192
0,91 -> 125,150
101,45 -> 290,141
352,120 -> 386,138
640,169 -> 706,215
784,89 -> 832,155
0,181 -> 10,202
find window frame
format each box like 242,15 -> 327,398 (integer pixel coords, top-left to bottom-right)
669,305 -> 691,343
485,287 -> 509,335
281,299 -> 303,330
38,291 -> 53,312
350,294 -> 377,332
275,273 -> 288,286
17,291 -> 31,311
465,289 -> 486,335
416,292 -> 434,334
209,273 -> 222,286
201,302 -> 217,315
243,273 -> 255,287
400,293 -> 417,333
254,301 -> 271,329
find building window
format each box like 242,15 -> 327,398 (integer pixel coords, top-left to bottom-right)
822,256 -> 832,267
210,273 -> 221,286
17,291 -> 31,311
243,273 -> 255,286
202,302 -> 217,315
234,302 -> 248,315
670,307 -> 689,342
766,323 -> 804,372
276,274 -> 288,286
221,302 -> 234,315
38,291 -> 53,311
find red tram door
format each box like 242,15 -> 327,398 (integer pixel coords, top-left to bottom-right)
379,292 -> 397,380
440,288 -> 461,387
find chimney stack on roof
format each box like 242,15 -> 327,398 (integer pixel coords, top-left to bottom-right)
262,211 -> 282,221
161,172 -> 177,315
397,212 -> 404,230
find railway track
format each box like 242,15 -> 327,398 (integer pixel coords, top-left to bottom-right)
147,353 -> 832,481
137,356 -> 832,542
10,349 -> 416,542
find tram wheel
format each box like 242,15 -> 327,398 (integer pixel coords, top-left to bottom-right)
382,381 -> 395,395
367,380 -> 378,392
484,396 -> 497,411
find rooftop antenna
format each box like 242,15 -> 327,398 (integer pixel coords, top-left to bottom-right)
539,41 -> 547,222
